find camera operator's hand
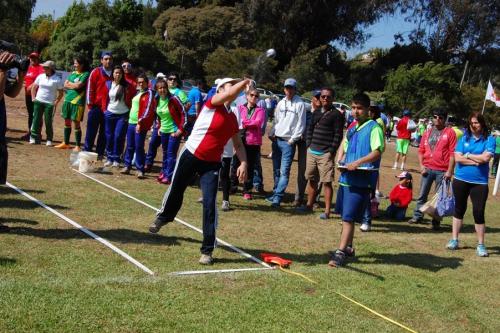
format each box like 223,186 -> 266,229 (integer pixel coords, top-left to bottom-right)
18,58 -> 30,73
0,51 -> 15,70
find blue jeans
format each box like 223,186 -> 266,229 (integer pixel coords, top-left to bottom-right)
160,133 -> 181,181
253,151 -> 264,190
412,169 -> 445,221
270,138 -> 295,204
123,124 -> 147,172
386,204 -> 407,220
84,106 -> 106,156
145,126 -> 161,166
104,111 -> 128,163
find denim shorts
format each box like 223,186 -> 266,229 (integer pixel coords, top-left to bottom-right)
341,186 -> 371,223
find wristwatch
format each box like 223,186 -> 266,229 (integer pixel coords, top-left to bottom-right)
465,152 -> 470,159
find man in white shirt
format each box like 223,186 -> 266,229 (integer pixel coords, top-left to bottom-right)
267,78 -> 306,207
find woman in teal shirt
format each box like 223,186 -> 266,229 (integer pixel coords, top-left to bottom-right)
447,112 -> 495,257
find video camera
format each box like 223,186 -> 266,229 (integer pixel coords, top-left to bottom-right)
0,40 -> 29,72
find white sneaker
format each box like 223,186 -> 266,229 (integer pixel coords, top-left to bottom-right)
112,161 -> 119,168
221,200 -> 230,211
103,161 -> 113,167
400,165 -> 405,170
375,190 -> 384,199
29,137 -> 36,144
392,163 -> 397,169
197,197 -> 203,203
46,140 -> 53,147
199,254 -> 213,265
360,223 -> 371,232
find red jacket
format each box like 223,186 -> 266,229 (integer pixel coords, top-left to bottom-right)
86,67 -> 113,110
396,116 -> 411,139
389,184 -> 412,208
418,126 -> 457,171
135,89 -> 157,130
103,80 -> 136,112
24,64 -> 44,95
155,95 -> 186,134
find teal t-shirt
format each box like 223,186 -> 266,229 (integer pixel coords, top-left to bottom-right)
496,136 -> 500,154
169,87 -> 188,105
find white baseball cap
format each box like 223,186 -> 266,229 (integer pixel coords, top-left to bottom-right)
156,72 -> 166,79
216,77 -> 240,92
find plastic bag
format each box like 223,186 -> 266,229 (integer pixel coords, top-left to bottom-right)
419,192 -> 439,219
407,119 -> 417,131
437,180 -> 455,217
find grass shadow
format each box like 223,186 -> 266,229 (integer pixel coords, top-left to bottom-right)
0,186 -> 45,194
357,252 -> 463,272
8,226 -> 203,247
0,257 -> 16,266
0,199 -> 68,210
0,217 -> 38,225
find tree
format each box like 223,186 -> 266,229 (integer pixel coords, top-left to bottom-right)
30,15 -> 57,53
49,17 -> 118,69
0,0 -> 37,53
384,62 -> 463,117
239,0 -> 399,67
112,0 -> 144,31
203,47 -> 277,88
400,0 -> 500,63
153,5 -> 254,77
108,31 -> 168,72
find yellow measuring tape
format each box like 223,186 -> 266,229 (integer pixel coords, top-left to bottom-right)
277,266 -> 418,333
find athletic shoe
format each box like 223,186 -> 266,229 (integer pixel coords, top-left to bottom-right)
221,200 -> 230,211
103,160 -> 112,167
319,212 -> 330,220
360,223 -> 371,232
295,205 -> 312,213
255,187 -> 266,194
97,155 -> 104,161
29,137 -> 36,144
158,176 -> 170,185
476,244 -> 489,257
446,239 -> 459,250
144,164 -> 152,173
375,190 -> 384,199
72,146 -> 81,152
270,202 -> 280,208
345,246 -> 355,257
55,143 -> 72,149
328,249 -> 346,267
0,224 -> 10,233
312,202 -> 321,209
265,195 -> 275,203
199,254 -> 213,265
391,163 -> 397,170
112,161 -> 120,168
400,165 -> 405,171
120,167 -> 131,174
20,133 -> 30,141
46,140 -> 53,147
243,193 -> 252,200
136,171 -> 145,179
149,218 -> 167,233
431,219 -> 441,231
407,217 -> 421,224
197,197 -> 203,203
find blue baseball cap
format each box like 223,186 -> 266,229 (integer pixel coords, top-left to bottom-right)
100,50 -> 112,58
312,89 -> 321,98
403,109 -> 411,116
284,78 -> 297,88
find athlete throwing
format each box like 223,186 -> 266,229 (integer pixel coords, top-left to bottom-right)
149,78 -> 250,265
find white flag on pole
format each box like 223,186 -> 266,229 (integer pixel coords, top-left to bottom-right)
485,80 -> 500,107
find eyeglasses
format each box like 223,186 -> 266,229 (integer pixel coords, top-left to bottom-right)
249,94 -> 259,98
122,64 -> 131,68
167,77 -> 176,81
433,115 -> 444,119
320,95 -> 332,99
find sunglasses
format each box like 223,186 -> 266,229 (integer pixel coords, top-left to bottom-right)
320,95 -> 332,99
167,77 -> 176,81
433,115 -> 444,119
249,94 -> 260,98
122,64 -> 131,68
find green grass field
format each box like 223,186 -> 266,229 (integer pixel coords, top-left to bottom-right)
1,97 -> 499,332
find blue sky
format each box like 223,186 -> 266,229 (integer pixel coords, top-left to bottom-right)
33,1 -> 416,58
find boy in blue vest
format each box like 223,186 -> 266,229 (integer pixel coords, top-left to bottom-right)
329,93 -> 384,267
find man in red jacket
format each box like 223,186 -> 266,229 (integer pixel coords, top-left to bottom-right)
393,109 -> 413,170
408,109 -> 456,230
83,51 -> 113,159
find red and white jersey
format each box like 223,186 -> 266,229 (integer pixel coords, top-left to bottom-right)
185,98 -> 239,162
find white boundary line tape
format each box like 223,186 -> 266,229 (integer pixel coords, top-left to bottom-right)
170,267 -> 274,276
6,181 -> 155,276
73,169 -> 272,269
